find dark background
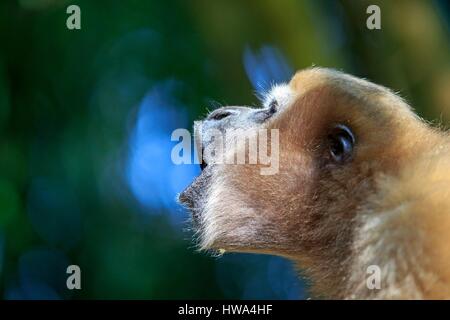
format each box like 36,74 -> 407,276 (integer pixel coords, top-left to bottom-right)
0,0 -> 449,299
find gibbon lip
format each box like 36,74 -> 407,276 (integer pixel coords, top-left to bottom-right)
178,163 -> 212,224
178,124 -> 210,222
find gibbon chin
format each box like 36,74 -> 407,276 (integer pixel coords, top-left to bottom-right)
178,67 -> 450,299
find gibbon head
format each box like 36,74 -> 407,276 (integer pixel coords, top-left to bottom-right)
178,67 -> 441,296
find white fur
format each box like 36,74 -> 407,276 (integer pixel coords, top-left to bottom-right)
262,83 -> 294,110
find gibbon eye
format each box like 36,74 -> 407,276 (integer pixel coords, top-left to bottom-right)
210,110 -> 233,121
328,124 -> 355,163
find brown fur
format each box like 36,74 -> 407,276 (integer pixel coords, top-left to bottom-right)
179,67 -> 450,299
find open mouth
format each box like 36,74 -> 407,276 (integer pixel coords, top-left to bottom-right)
200,159 -> 208,171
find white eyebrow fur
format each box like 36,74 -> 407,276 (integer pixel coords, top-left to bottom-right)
262,83 -> 293,109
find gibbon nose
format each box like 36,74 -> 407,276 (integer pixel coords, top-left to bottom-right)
206,107 -> 243,121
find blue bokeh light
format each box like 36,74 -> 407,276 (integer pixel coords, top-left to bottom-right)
126,80 -> 200,224
243,46 -> 293,96
5,248 -> 70,300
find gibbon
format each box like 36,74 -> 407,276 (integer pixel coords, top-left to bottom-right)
179,67 -> 450,299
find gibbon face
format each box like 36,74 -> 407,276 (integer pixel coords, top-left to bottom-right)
178,67 -> 446,298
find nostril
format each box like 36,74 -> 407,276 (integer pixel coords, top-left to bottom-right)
208,109 -> 234,121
